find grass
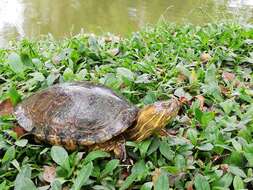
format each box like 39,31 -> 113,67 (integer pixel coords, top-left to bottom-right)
0,22 -> 253,190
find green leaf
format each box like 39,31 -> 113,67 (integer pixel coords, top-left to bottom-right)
14,165 -> 36,190
140,182 -> 153,190
231,139 -> 242,152
131,160 -> 148,178
83,150 -> 110,164
229,166 -> 247,178
51,146 -> 69,167
71,162 -> 93,190
194,174 -> 210,190
8,86 -> 22,105
233,176 -> 244,190
143,92 -> 157,105
213,173 -> 233,188
205,64 -> 217,83
30,72 -> 45,82
197,143 -> 214,151
15,139 -> 28,147
101,159 -> 119,177
220,99 -> 235,114
7,53 -> 26,74
159,141 -> 174,161
50,180 -> 62,190
20,53 -> 33,67
117,67 -> 135,81
2,145 -> 16,164
243,144 -> 253,167
119,173 -> 138,190
0,181 -> 7,190
63,68 -> 75,81
139,139 -> 152,158
154,171 -> 169,190
47,72 -> 60,86
187,128 -> 198,145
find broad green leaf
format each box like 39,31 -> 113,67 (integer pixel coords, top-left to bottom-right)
131,160 -> 148,178
233,176 -> 244,190
243,144 -> 253,167
159,141 -> 174,161
0,181 -> 7,190
174,154 -> 186,170
101,159 -> 119,177
7,53 -> 26,74
229,166 -> 247,178
51,146 -> 69,166
220,99 -> 235,114
154,171 -> 169,190
8,87 -> 22,105
197,143 -> 214,151
2,145 -> 15,164
213,173 -> 233,188
15,139 -> 28,147
187,128 -> 198,145
139,139 -> 152,158
140,182 -> 153,190
14,177 -> 37,190
83,150 -> 110,164
194,174 -> 210,190
20,53 -> 33,67
71,162 -> 93,190
117,67 -> 135,81
30,72 -> 45,82
14,165 -> 36,190
119,173 -> 138,190
47,72 -> 60,86
205,64 -> 217,83
50,180 -> 62,190
231,139 -> 242,152
63,68 -> 75,81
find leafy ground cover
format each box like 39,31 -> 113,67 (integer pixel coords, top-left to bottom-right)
0,22 -> 252,190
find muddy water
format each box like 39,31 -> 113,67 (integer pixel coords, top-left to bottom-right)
0,0 -> 253,47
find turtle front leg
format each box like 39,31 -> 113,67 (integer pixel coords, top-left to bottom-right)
90,135 -> 127,161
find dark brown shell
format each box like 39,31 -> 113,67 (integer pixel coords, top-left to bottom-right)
14,82 -> 138,147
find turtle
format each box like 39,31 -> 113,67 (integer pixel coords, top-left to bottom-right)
13,82 -> 182,158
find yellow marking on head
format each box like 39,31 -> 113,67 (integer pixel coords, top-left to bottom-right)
126,98 -> 181,141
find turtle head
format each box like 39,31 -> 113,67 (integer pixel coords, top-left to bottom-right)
127,97 -> 181,141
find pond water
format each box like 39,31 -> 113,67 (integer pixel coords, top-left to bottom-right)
0,0 -> 253,47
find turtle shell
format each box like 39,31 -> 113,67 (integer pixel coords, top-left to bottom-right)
14,82 -> 139,149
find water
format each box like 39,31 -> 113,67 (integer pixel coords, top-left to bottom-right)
0,0 -> 253,47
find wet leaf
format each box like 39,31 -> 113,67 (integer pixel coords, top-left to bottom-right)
194,174 -> 210,190
83,150 -> 110,164
159,141 -> 174,161
197,143 -> 214,151
233,176 -> 244,190
15,139 -> 28,147
7,53 -> 26,74
154,170 -> 169,190
71,162 -> 93,190
117,67 -> 135,81
2,146 -> 16,164
14,165 -> 36,190
140,182 -> 153,190
101,159 -> 120,177
51,146 -> 69,167
229,166 -> 247,178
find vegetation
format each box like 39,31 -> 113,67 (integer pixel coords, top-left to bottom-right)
0,22 -> 252,190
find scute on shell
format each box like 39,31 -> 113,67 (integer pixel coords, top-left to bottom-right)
14,82 -> 139,148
